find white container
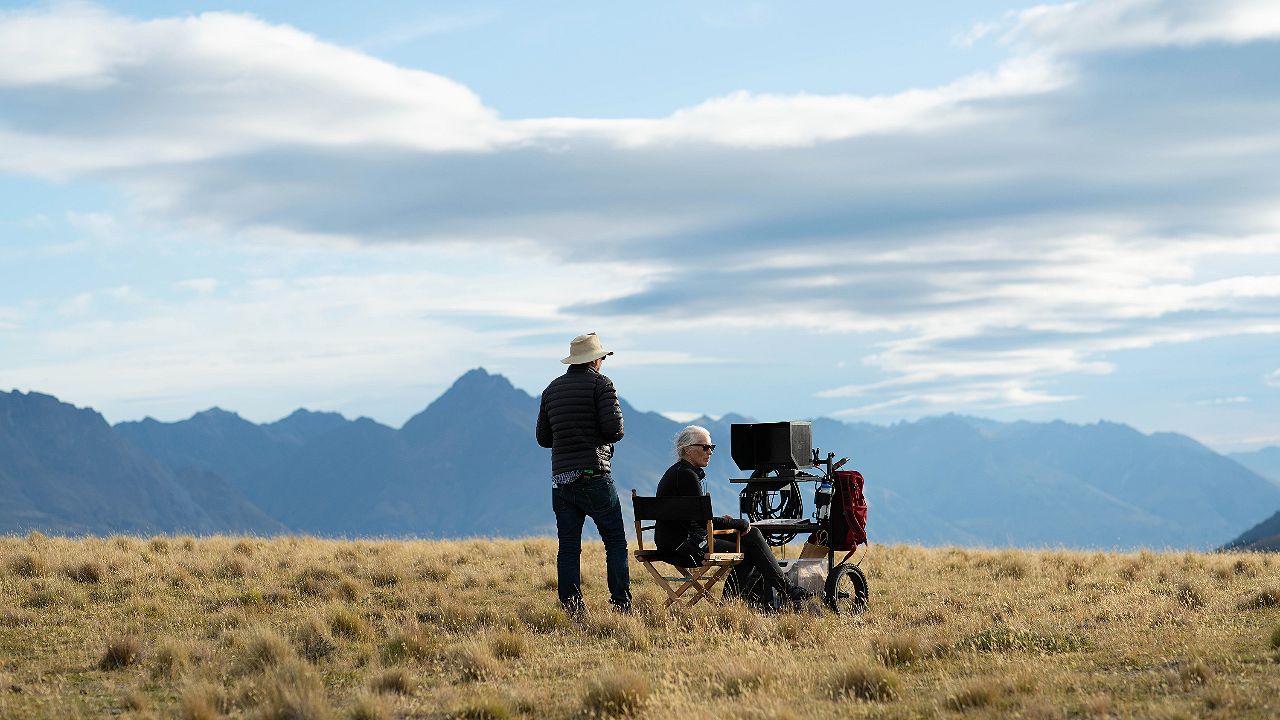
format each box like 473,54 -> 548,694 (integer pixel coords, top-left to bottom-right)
780,558 -> 827,595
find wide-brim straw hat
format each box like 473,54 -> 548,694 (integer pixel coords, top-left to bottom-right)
562,332 -> 614,364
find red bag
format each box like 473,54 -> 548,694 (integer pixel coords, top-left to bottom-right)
829,470 -> 868,551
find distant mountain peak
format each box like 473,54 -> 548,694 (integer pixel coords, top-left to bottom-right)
192,407 -> 244,421
399,368 -> 531,437
451,367 -> 514,392
269,407 -> 348,425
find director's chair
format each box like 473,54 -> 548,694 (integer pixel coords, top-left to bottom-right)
631,489 -> 744,608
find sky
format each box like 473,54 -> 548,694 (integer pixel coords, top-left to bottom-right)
2,0 -> 1279,452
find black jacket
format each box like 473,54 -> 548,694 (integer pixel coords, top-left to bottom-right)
535,364 -> 625,476
654,459 -> 747,557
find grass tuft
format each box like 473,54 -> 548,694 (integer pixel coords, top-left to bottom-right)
454,694 -> 513,720
346,690 -> 390,720
581,671 -> 651,718
979,553 -> 1028,580
98,635 -> 142,670
828,662 -> 900,701
0,608 -> 35,627
380,623 -> 437,664
22,584 -> 71,610
237,626 -> 296,673
329,606 -> 368,641
1175,582 -> 1206,609
873,633 -> 927,667
715,661 -> 769,696
417,562 -> 452,583
518,604 -> 572,633
613,616 -> 651,651
945,678 -> 1006,710
149,639 -> 192,680
7,552 -> 46,578
1232,557 -> 1260,578
774,613 -> 820,646
1177,658 -> 1214,688
180,681 -> 226,720
448,641 -> 500,681
67,560 -> 105,584
295,615 -> 338,663
491,630 -> 527,659
367,567 -> 399,588
293,566 -> 341,597
254,659 -> 334,720
369,667 -> 416,695
956,625 -> 1088,654
1236,588 -> 1280,610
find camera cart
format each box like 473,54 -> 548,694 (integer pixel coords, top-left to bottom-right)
727,421 -> 869,613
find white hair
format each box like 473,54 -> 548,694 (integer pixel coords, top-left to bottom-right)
674,425 -> 710,461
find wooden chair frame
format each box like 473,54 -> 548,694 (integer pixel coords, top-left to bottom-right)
631,489 -> 744,608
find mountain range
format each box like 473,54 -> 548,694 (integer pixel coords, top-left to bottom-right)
3,367 -> 1280,550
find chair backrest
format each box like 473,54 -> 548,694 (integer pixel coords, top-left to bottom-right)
631,493 -> 713,523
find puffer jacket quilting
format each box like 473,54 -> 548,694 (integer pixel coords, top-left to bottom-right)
535,365 -> 625,475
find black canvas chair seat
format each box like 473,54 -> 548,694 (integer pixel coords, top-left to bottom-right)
632,548 -> 700,568
631,489 -> 744,608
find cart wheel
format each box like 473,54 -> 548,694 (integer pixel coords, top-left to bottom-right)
824,563 -> 869,614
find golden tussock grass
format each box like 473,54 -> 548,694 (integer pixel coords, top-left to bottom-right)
368,666 -> 416,695
0,536 -> 1279,718
97,634 -> 142,670
346,690 -> 391,720
827,662 -> 900,700
582,670 -> 651,718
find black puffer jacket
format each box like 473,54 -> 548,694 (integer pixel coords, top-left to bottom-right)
536,365 -> 625,476
654,459 -> 747,556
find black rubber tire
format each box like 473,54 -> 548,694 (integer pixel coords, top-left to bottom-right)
823,563 -> 869,614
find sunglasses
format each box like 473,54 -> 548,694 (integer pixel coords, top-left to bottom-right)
686,444 -> 716,452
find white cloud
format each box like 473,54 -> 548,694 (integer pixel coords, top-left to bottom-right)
516,54 -> 1067,149
2,246 -> 658,421
1194,396 -> 1250,406
1267,369 -> 1280,388
0,2 -> 1069,182
953,20 -> 999,48
0,5 -> 510,178
832,381 -> 1076,417
1001,0 -> 1280,53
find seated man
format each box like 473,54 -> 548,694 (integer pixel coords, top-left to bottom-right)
654,425 -> 811,611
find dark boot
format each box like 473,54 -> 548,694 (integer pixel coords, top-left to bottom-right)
786,583 -> 815,611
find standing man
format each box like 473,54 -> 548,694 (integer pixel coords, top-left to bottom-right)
536,332 -> 631,615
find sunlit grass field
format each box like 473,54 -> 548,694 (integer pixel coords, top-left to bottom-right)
1,533 -> 1279,719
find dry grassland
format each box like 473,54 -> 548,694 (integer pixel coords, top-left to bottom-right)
1,534 -> 1279,719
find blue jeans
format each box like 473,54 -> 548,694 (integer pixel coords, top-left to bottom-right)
552,474 -> 631,611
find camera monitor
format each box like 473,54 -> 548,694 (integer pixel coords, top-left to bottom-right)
730,421 -> 814,472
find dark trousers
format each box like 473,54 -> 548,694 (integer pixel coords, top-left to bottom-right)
714,526 -> 789,604
552,474 -> 631,611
